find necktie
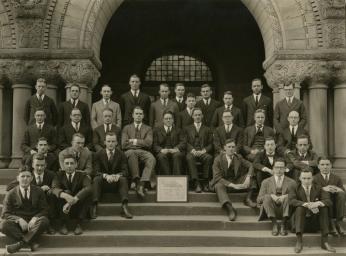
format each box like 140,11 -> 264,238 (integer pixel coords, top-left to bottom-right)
108,150 -> 114,162
167,127 -> 171,135
255,95 -> 259,105
324,174 -> 329,184
135,124 -> 140,139
305,187 -> 310,202
72,99 -> 76,107
226,125 -> 230,133
75,152 -> 80,162
106,124 -> 111,133
196,124 -> 200,133
37,175 -> 42,186
226,106 -> 230,110
257,125 -> 262,134
75,123 -> 79,132
291,127 -> 295,137
205,100 -> 209,106
276,176 -> 282,188
24,188 -> 29,200
38,124 -> 42,131
67,173 -> 72,187
38,96 -> 43,104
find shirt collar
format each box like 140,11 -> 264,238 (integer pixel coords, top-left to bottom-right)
66,171 -> 75,179
36,122 -> 44,127
106,148 -> 114,154
204,98 -> 210,104
176,96 -> 183,102
194,122 -> 202,128
19,186 -> 30,197
71,98 -> 79,104
274,175 -> 283,182
164,125 -> 172,131
131,89 -> 140,96
224,104 -> 232,109
36,94 -> 44,100
224,124 -> 233,130
134,122 -> 142,129
302,184 -> 311,191
103,98 -> 110,105
253,93 -> 261,99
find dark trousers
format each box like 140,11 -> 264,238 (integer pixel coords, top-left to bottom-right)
1,216 -> 49,244
262,194 -> 289,218
214,182 -> 252,206
92,175 -> 129,203
157,152 -> 184,175
186,153 -> 213,181
125,149 -> 156,182
57,196 -> 91,225
329,191 -> 346,220
294,206 -> 329,235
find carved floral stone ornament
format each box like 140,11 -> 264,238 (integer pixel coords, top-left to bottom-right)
10,0 -> 48,18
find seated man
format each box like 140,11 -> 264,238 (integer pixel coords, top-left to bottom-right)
21,107 -> 57,157
257,158 -> 296,236
213,109 -> 243,155
93,108 -> 121,152
176,93 -> 196,129
287,134 -> 318,181
52,154 -> 92,235
22,137 -> 59,172
243,109 -> 275,161
1,167 -> 49,253
59,133 -> 93,176
122,106 -> 156,198
59,108 -> 93,150
289,169 -> 335,253
91,132 -> 132,219
185,107 -> 213,193
153,110 -> 186,175
211,139 -> 256,221
313,157 -> 345,236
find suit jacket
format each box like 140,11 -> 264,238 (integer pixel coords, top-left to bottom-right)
257,175 -> 297,220
22,153 -> 59,173
93,124 -> 122,152
58,122 -> 93,150
21,123 -> 57,153
242,94 -> 272,126
176,109 -> 193,129
59,147 -> 93,176
153,126 -> 186,154
121,123 -> 153,151
184,124 -> 213,153
211,106 -> 244,128
149,99 -> 179,127
274,97 -> 307,133
277,126 -> 309,153
1,185 -> 48,221
94,148 -> 128,177
213,124 -> 243,154
211,153 -> 253,187
171,97 -> 186,112
52,171 -> 92,200
287,149 -> 318,172
289,183 -> 331,208
196,98 -> 222,125
120,91 -> 151,126
24,94 -> 58,126
243,125 -> 275,155
91,99 -> 122,129
253,150 -> 285,172
58,99 -> 90,127
313,173 -> 345,191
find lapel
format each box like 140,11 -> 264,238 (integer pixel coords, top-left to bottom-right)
221,154 -> 228,176
298,186 -> 308,202
15,186 -> 23,205
233,155 -> 240,177
102,149 -> 110,172
250,95 -> 257,108
270,177 -> 277,193
248,125 -> 256,144
281,177 -> 290,194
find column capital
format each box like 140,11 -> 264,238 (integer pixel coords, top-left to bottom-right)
2,60 -> 36,85
35,60 -> 62,85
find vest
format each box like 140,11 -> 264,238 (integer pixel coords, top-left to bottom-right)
252,130 -> 265,149
225,160 -> 236,181
164,131 -> 173,148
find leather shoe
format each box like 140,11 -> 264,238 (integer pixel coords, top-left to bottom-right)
195,182 -> 202,193
121,204 -> 133,219
321,242 -> 336,253
227,205 -> 237,221
30,242 -> 40,252
329,220 -> 338,236
47,225 -> 56,235
244,197 -> 257,208
90,204 -> 98,219
202,183 -> 209,192
5,241 -> 25,254
74,224 -> 83,235
294,240 -> 303,253
136,185 -> 145,198
59,225 -> 68,235
271,223 -> 279,236
336,221 -> 346,236
280,223 -> 288,236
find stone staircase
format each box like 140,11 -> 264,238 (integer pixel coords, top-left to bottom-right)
0,168 -> 345,255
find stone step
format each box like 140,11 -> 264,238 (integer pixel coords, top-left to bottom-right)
1,246 -> 346,256
1,230 -> 345,248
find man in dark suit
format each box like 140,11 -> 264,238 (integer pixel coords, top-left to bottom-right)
243,109 -> 275,161
195,83 -> 221,125
211,139 -> 256,221
52,154 -> 92,235
58,83 -> 90,127
24,78 -> 58,126
120,74 -> 151,126
274,83 -> 307,134
242,78 -> 273,127
313,157 -> 345,236
21,108 -> 57,157
91,132 -> 132,219
277,110 -> 310,154
289,169 -> 335,253
287,135 -> 318,181
176,93 -> 196,129
149,83 -> 179,127
213,109 -> 243,155
171,83 -> 186,112
58,108 -> 93,150
1,167 -> 49,253
121,106 -> 156,198
211,91 -> 244,128
93,108 -> 121,152
185,108 -> 213,192
257,158 -> 296,236
153,111 -> 186,175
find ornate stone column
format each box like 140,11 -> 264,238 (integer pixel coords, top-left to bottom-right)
0,83 -> 10,168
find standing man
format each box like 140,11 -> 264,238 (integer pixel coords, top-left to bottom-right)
257,159 -> 296,236
243,78 -> 272,127
91,84 -> 122,129
1,167 -> 49,253
274,83 -> 307,134
149,83 -> 179,127
313,157 -> 345,236
58,84 -> 90,127
24,78 -> 58,126
153,111 -> 186,175
172,83 -> 186,112
289,169 -> 335,253
211,91 -> 244,128
120,74 -> 151,126
185,108 -> 213,193
121,106 -> 156,198
176,93 -> 196,129
243,109 -> 275,161
211,139 -> 256,221
195,83 -> 221,125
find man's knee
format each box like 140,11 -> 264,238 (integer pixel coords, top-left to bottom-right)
93,175 -> 103,184
263,194 -> 273,204
214,182 -> 226,191
125,150 -> 137,158
1,220 -> 15,234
